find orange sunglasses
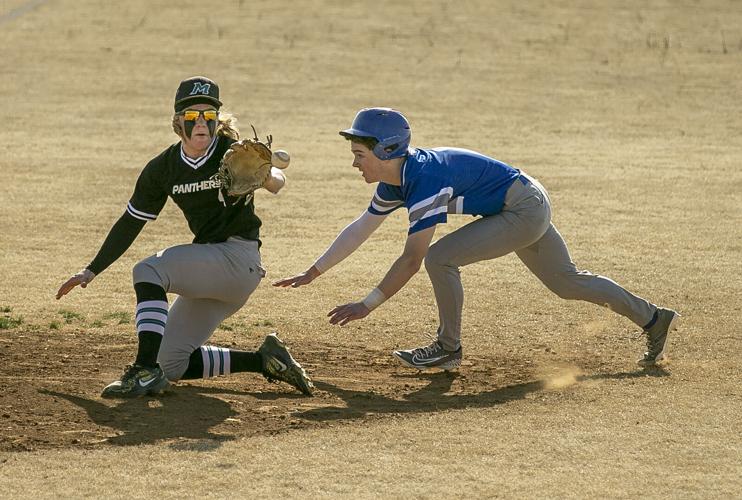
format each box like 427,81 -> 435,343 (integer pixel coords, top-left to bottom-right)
179,109 -> 219,122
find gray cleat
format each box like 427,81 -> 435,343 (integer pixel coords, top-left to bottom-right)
393,340 -> 462,371
258,333 -> 314,396
101,363 -> 170,398
638,307 -> 680,366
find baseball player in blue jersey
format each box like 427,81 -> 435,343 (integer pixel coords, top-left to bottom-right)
56,76 -> 313,397
274,107 -> 679,370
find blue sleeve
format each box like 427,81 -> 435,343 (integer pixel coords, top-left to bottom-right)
367,183 -> 404,216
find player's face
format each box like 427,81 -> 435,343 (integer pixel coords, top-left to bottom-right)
350,142 -> 383,183
179,103 -> 218,152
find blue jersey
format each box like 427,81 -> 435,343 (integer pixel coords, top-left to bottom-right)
367,147 -> 521,234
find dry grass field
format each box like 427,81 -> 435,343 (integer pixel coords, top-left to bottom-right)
1,0 -> 740,497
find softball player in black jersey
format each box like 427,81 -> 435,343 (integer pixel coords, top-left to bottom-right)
56,76 -> 313,397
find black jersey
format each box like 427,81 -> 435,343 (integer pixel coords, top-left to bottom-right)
127,135 -> 262,244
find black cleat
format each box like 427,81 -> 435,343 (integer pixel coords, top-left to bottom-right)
258,333 -> 314,396
394,340 -> 462,371
101,363 -> 170,398
638,308 -> 680,366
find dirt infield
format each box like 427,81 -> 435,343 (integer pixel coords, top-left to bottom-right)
0,0 -> 740,497
0,331 -> 529,450
4,322 -> 641,451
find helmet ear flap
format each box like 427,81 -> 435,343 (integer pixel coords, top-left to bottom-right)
373,142 -> 396,160
372,130 -> 410,160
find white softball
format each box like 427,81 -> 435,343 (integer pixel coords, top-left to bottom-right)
271,149 -> 290,169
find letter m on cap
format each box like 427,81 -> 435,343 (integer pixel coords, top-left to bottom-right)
190,82 -> 211,96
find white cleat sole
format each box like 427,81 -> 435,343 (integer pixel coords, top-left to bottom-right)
393,351 -> 461,371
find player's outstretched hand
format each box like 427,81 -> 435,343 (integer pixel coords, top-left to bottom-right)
273,265 -> 321,288
328,302 -> 370,326
56,269 -> 96,300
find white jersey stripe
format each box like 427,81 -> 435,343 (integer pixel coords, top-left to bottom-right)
371,198 -> 403,213
408,187 -> 453,214
408,188 -> 453,224
409,205 -> 449,229
372,196 -> 403,208
447,196 -> 465,214
127,202 -> 157,221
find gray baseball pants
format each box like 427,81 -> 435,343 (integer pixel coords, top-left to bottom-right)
132,237 -> 264,380
425,175 -> 656,351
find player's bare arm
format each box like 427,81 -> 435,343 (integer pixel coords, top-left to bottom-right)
328,225 -> 435,326
273,265 -> 323,288
273,210 -> 387,288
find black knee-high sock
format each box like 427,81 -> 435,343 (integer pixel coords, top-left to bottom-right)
643,308 -> 659,330
133,282 -> 168,368
180,346 -> 263,380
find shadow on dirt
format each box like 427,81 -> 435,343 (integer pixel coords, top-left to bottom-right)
299,373 -> 539,421
39,386 -> 245,449
580,365 -> 670,382
35,366 -> 669,447
297,366 -> 670,422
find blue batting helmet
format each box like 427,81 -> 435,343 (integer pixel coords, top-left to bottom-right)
339,107 -> 411,160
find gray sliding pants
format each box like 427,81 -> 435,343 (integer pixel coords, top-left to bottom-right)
424,175 -> 655,351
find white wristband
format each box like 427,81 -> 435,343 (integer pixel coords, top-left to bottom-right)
361,287 -> 387,311
80,268 -> 96,284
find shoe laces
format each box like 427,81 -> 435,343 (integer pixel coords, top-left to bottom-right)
118,363 -> 144,383
415,340 -> 443,357
647,334 -> 663,353
123,363 -> 159,378
122,364 -> 139,376
634,329 -> 661,356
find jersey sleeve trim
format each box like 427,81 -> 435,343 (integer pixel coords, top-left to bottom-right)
126,202 -> 158,221
370,193 -> 404,214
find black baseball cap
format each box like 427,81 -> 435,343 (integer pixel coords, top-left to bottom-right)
174,76 -> 222,112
